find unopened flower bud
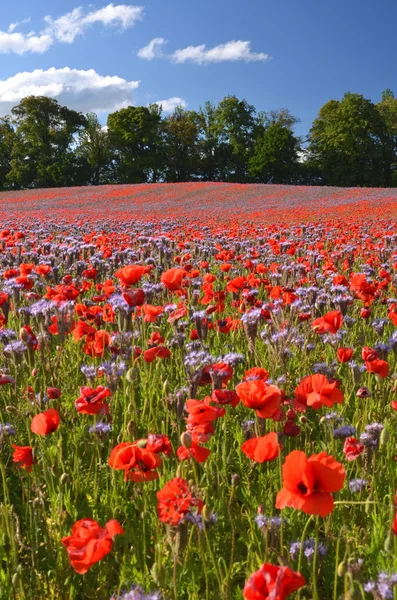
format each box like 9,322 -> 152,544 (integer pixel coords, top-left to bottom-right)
231,473 -> 240,485
31,368 -> 38,377
60,473 -> 70,485
180,431 -> 193,449
356,386 -> 371,398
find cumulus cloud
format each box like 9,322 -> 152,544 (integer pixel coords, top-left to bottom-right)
8,17 -> 31,33
152,97 -> 187,112
0,67 -> 140,115
138,37 -> 167,60
0,31 -> 52,54
172,40 -> 270,64
0,4 -> 144,53
44,3 -> 144,44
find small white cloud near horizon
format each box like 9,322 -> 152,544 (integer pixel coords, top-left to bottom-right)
8,17 -> 31,33
172,40 -> 270,64
152,97 -> 187,112
0,67 -> 140,116
138,37 -> 167,60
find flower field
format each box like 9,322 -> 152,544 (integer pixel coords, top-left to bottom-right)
0,182 -> 397,600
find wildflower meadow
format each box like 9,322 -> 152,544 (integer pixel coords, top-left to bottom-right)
0,182 -> 396,600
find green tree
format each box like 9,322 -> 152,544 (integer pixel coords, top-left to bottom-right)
377,89 -> 397,186
309,92 -> 385,187
77,113 -> 113,185
7,96 -> 86,189
213,96 -> 257,182
107,105 -> 163,183
162,106 -> 202,182
0,117 -> 16,190
249,121 -> 300,183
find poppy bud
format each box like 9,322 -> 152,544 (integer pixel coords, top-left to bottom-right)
299,415 -> 307,424
286,408 -> 297,420
231,473 -> 240,485
5,405 -> 17,413
356,386 -> 371,398
60,473 -> 70,485
319,416 -> 328,425
380,428 -> 390,448
31,368 -> 38,377
126,367 -> 138,383
163,379 -> 169,394
136,439 -> 147,448
180,431 -> 193,449
384,534 -> 393,553
337,561 -> 348,577
19,328 -> 29,343
201,505 -> 212,522
283,420 -> 300,437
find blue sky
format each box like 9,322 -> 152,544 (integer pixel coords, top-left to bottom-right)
0,0 -> 395,136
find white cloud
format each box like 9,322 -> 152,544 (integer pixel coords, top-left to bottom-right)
0,67 -> 140,115
0,31 -> 52,54
8,17 -> 31,33
44,3 -> 144,44
138,37 -> 167,60
152,97 -> 187,112
172,40 -> 270,64
0,4 -> 144,53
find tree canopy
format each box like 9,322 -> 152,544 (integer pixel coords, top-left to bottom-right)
0,90 -> 395,189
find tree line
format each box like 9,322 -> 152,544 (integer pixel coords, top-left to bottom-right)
0,90 -> 397,189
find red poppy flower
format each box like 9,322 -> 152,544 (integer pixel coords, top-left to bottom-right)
156,477 -> 203,526
294,374 -> 344,410
343,437 -> 364,461
235,379 -> 281,419
143,346 -> 171,363
361,346 -> 378,362
311,310 -> 343,334
337,348 -> 353,363
243,563 -> 305,600
276,450 -> 345,517
146,434 -> 172,455
243,367 -> 269,381
61,518 -> 124,574
122,288 -> 145,307
75,386 -> 111,415
108,442 -> 161,482
241,432 -> 280,463
114,265 -> 149,286
73,320 -> 96,341
211,389 -> 240,407
141,304 -> 164,323
365,358 -> 389,379
177,443 -> 211,463
31,409 -> 60,436
12,445 -> 35,471
47,387 -> 62,399
160,268 -> 186,291
83,330 -> 111,357
147,332 -> 165,346
167,304 -> 188,323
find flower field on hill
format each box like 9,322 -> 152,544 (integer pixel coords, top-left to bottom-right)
0,183 -> 396,600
